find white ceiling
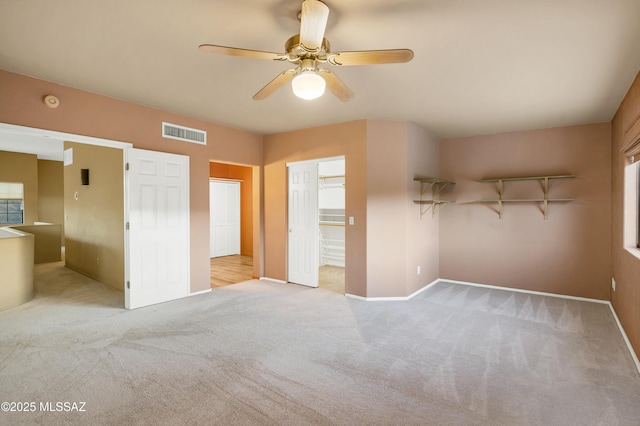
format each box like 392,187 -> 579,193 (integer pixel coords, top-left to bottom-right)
1,0 -> 640,141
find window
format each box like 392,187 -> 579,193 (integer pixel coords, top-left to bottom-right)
0,182 -> 24,224
624,162 -> 640,255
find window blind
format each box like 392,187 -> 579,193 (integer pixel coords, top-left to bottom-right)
622,113 -> 640,164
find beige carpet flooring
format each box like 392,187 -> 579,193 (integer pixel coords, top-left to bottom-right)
1,261 -> 639,425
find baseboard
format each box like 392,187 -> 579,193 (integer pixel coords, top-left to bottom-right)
189,288 -> 211,297
607,303 -> 640,375
439,278 -> 609,305
345,278 -> 440,301
259,277 -> 287,285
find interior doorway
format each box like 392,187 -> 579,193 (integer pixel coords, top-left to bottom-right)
287,156 -> 345,294
209,161 -> 255,287
318,158 -> 345,294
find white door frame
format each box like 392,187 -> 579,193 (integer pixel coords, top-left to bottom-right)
286,156 -> 344,286
0,122 -> 132,289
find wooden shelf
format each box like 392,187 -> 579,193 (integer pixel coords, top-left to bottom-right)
413,178 -> 455,218
478,175 -> 575,219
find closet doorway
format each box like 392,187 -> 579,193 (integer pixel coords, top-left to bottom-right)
286,156 -> 345,294
209,162 -> 254,288
318,158 -> 345,294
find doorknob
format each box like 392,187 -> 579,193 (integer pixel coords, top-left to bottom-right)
289,228 -> 292,233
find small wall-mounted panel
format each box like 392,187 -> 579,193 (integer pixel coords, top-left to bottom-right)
81,169 -> 89,185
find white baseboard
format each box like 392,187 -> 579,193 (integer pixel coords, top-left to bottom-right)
607,303 -> 640,375
259,277 -> 287,285
189,288 -> 211,297
439,278 -> 609,304
345,278 -> 440,302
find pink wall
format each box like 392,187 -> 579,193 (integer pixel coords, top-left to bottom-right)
406,123 -> 441,295
0,69 -> 263,293
365,121 -> 441,297
366,121 -> 409,296
440,123 -> 612,300
611,71 -> 640,358
264,120 -> 440,298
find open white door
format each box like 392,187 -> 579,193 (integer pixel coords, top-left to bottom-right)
126,148 -> 190,309
287,161 -> 319,287
210,180 -> 241,258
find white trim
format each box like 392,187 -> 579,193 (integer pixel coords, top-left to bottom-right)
607,303 -> 640,375
190,288 -> 212,297
345,278 -> 440,301
286,155 -> 344,168
345,293 -> 368,301
209,178 -> 244,183
260,277 -> 287,285
409,278 -> 441,298
0,122 -> 133,150
440,278 -> 609,304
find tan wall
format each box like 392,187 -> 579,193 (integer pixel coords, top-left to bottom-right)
64,142 -> 124,290
611,71 -> 640,359
209,162 -> 254,257
0,69 -> 263,294
440,123 -> 612,300
37,159 -> 64,243
263,121 -> 368,296
0,228 -> 34,311
11,224 -> 62,263
0,150 -> 38,225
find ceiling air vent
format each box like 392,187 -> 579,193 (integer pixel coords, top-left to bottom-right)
162,122 -> 206,145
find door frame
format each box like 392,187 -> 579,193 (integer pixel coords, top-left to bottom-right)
0,122 -> 199,307
209,178 -> 241,258
0,122 -> 132,291
286,155 -> 344,286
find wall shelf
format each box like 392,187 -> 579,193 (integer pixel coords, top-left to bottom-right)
477,175 -> 575,219
413,178 -> 455,218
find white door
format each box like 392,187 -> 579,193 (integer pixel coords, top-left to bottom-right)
288,162 -> 319,287
126,148 -> 190,309
210,180 -> 240,258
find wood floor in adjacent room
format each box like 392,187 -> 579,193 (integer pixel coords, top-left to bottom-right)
210,255 -> 345,294
210,255 -> 254,288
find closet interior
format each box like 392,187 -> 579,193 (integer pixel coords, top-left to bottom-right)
318,159 -> 345,268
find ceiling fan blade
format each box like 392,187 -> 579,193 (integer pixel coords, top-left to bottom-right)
199,44 -> 286,61
253,69 -> 297,100
299,0 -> 329,51
318,69 -> 353,102
328,49 -> 414,66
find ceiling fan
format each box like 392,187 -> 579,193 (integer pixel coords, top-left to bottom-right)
199,0 -> 414,101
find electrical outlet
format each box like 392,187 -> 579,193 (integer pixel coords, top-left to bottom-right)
612,278 -> 616,291
417,266 -> 421,275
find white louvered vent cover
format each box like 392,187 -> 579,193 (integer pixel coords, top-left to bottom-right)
162,122 -> 207,145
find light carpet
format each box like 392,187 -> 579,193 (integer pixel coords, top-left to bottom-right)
1,262 -> 639,425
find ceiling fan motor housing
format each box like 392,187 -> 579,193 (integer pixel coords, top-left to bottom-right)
285,34 -> 331,62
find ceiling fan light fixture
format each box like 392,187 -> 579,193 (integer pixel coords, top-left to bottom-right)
292,70 -> 326,100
